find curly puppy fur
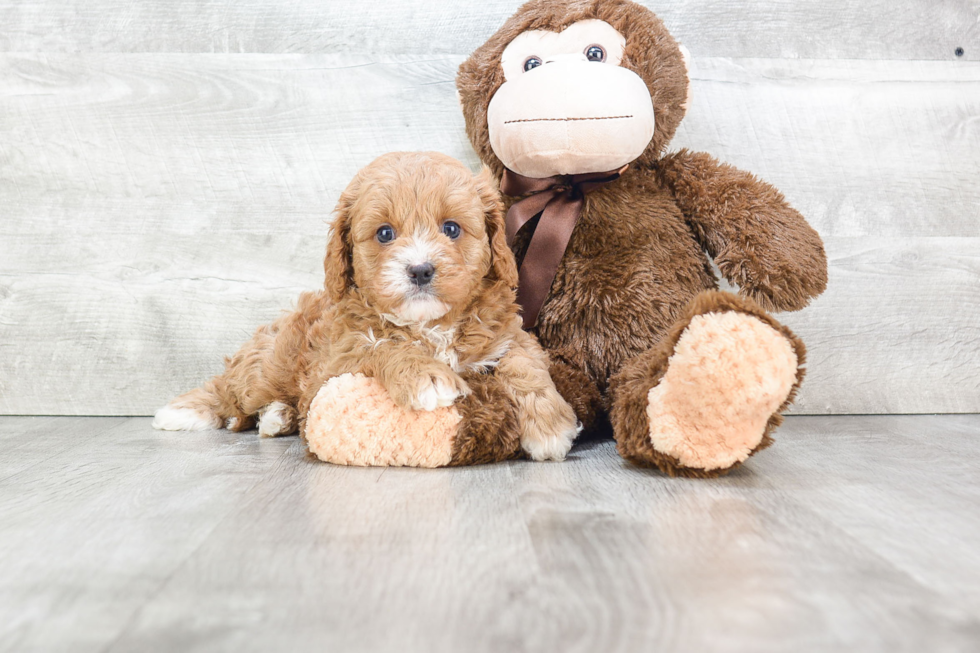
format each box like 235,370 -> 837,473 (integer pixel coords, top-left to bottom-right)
154,152 -> 577,465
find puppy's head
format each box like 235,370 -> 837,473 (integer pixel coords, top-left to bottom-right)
324,152 -> 517,323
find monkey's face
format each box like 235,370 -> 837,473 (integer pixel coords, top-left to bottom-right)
487,19 -> 655,178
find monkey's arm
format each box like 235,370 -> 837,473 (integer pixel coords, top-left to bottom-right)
657,149 -> 828,312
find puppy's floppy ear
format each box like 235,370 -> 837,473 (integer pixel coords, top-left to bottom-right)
324,184 -> 357,303
475,167 -> 519,289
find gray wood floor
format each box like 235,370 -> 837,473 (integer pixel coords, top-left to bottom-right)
1,416 -> 979,652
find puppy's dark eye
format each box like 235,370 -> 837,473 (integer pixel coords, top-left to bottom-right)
523,56 -> 542,72
376,225 -> 395,244
585,45 -> 605,62
442,221 -> 461,240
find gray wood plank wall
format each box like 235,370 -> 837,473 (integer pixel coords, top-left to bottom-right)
1,2 -> 978,415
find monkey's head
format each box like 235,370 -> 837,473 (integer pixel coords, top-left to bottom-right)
457,0 -> 690,179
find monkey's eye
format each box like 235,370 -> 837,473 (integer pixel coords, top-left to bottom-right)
442,221 -> 461,240
585,45 -> 606,62
376,225 -> 395,244
523,56 -> 543,72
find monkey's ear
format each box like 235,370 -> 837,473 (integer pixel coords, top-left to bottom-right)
475,167 -> 519,289
324,187 -> 357,303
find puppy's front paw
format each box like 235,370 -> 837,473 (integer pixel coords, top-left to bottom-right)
388,366 -> 470,412
412,369 -> 470,411
523,420 -> 579,462
520,391 -> 580,462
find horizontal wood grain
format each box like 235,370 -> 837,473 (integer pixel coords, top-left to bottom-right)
676,58 -> 980,239
3,232 -> 976,415
2,55 -> 976,237
0,0 -> 977,61
782,237 -> 980,414
1,415 -> 979,651
1,54 -> 978,414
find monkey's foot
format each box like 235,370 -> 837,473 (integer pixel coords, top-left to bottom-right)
611,291 -> 805,478
304,372 -> 523,468
305,374 -> 462,467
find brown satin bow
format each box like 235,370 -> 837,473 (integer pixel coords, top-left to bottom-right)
502,165 -> 628,328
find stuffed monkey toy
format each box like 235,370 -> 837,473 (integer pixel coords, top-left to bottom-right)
456,0 -> 828,477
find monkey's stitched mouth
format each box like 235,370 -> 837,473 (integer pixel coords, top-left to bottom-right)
504,115 -> 634,124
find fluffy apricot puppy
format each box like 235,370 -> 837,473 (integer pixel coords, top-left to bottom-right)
154,152 -> 578,467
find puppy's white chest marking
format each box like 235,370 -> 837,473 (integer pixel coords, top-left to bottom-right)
419,325 -> 460,371
359,327 -> 390,349
424,326 -> 514,374
391,323 -> 513,374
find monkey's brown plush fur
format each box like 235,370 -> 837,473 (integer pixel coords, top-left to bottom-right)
457,0 -> 827,477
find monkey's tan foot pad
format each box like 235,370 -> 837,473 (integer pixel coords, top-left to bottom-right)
305,373 -> 461,468
645,312 -> 799,473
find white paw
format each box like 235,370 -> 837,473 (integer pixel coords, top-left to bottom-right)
258,401 -> 292,438
152,405 -> 221,431
411,374 -> 467,412
522,421 -> 580,462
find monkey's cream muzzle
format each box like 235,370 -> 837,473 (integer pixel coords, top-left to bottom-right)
487,60 -> 655,179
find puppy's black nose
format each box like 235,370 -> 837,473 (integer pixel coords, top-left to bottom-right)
407,262 -> 436,287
